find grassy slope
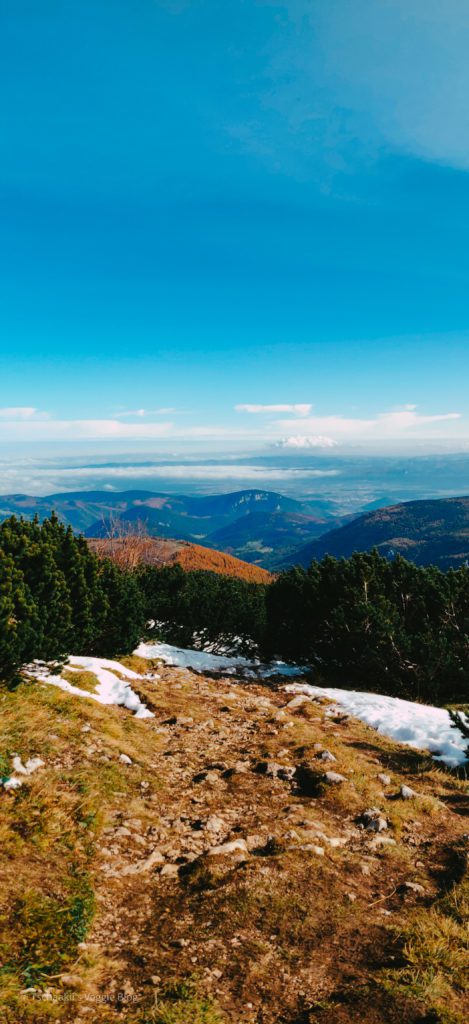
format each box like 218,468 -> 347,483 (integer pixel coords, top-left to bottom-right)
87,536 -> 272,583
0,661 -> 468,1024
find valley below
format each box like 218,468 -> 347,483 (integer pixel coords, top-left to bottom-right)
5,483 -> 469,571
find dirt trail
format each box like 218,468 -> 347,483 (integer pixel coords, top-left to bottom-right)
77,664 -> 469,1023
1,661 -> 467,1024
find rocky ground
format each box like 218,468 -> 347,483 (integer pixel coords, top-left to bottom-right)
0,657 -> 468,1023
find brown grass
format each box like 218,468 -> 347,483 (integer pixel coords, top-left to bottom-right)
0,662 -> 468,1024
88,536 -> 272,583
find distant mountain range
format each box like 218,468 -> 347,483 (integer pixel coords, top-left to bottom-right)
0,489 -> 338,568
283,496 -> 469,570
5,489 -> 469,571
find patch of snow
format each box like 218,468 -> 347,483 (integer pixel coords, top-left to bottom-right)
3,776 -> 23,791
145,624 -> 260,658
2,754 -> 45,791
12,755 -> 44,775
286,683 -> 468,769
135,641 -> 306,679
27,656 -> 153,719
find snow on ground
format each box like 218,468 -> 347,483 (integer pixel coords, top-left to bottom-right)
286,682 -> 469,769
135,641 -> 305,678
21,641 -> 468,768
27,656 -> 154,719
137,642 -> 468,766
2,755 -> 45,791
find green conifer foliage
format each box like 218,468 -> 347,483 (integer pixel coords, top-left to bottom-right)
0,516 -> 146,682
1,515 -> 468,705
266,551 -> 469,702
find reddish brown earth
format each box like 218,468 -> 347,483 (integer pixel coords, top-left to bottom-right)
88,536 -> 272,583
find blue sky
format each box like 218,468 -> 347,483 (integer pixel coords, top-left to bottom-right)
2,1 -> 469,457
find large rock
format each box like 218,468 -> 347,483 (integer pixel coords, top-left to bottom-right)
254,761 -> 296,782
285,696 -> 311,710
207,839 -> 248,858
160,864 -> 179,879
59,974 -> 82,990
358,808 -> 388,832
324,771 -> 347,785
400,880 -> 426,895
399,785 -> 417,800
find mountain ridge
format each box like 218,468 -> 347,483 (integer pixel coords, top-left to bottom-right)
281,495 -> 469,569
0,488 -> 336,566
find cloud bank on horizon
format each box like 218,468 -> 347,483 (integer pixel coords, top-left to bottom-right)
0,404 -> 463,450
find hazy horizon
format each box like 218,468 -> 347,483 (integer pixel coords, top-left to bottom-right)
2,450 -> 469,516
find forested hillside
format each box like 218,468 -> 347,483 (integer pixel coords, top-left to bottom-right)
1,518 -> 469,1024
0,516 -> 267,682
285,495 -> 469,570
1,516 -> 469,704
0,488 -> 335,566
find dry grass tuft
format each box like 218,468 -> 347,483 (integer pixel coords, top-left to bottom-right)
61,669 -> 99,693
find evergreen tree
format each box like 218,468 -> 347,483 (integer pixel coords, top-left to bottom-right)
0,515 -> 146,682
1,513 -> 468,705
93,559 -> 144,657
0,551 -> 38,680
265,550 -> 469,703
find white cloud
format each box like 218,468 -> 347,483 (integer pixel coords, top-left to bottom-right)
235,403 -> 312,416
0,418 -> 173,441
0,405 -> 463,447
114,409 -> 147,418
0,461 -> 341,494
113,408 -> 176,418
178,425 -> 251,439
273,415 -> 375,438
273,408 -> 462,441
0,414 -> 250,444
0,407 -> 50,420
274,435 -> 338,449
73,465 -> 339,481
376,410 -> 461,431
